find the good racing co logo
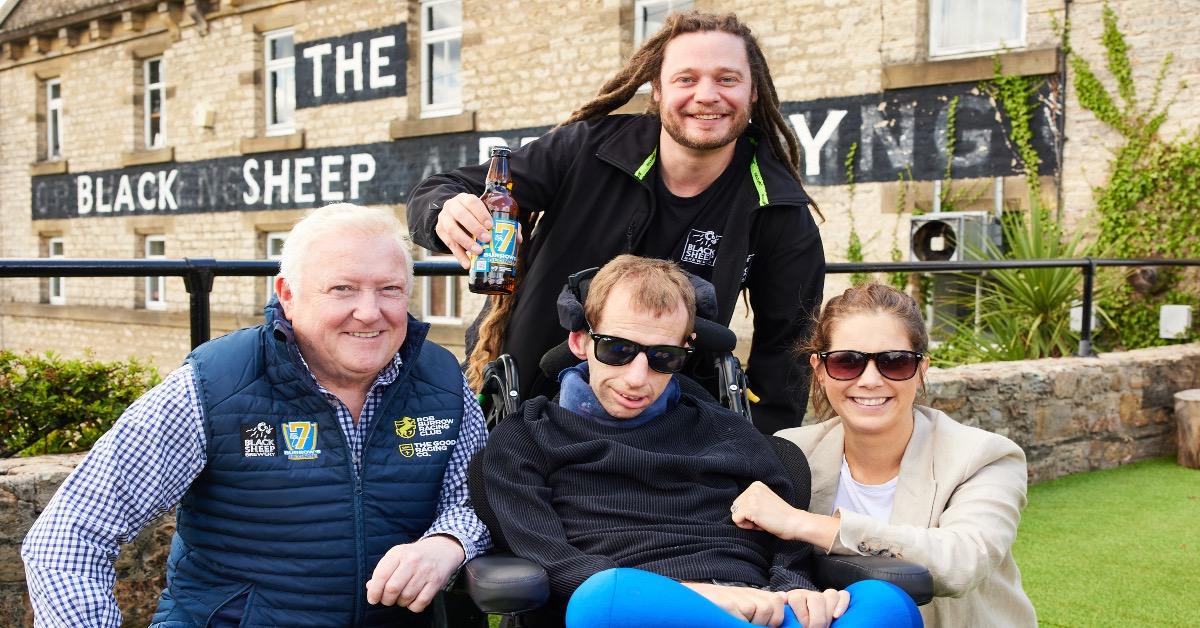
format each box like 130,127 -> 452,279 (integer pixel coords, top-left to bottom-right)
394,415 -> 456,458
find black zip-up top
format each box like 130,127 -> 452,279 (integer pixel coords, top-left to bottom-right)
407,114 -> 825,432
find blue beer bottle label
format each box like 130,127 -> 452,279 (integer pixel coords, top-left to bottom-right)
483,217 -> 518,267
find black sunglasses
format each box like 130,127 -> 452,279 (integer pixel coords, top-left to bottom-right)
588,329 -> 693,374
818,350 -> 924,381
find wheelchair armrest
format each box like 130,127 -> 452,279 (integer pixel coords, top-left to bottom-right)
814,553 -> 934,606
463,554 -> 550,614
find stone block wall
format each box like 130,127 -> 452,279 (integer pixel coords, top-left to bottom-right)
924,344 -> 1198,483
0,454 -> 172,628
1,343 -> 1197,623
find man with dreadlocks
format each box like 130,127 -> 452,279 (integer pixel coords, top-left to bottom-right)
407,11 -> 824,434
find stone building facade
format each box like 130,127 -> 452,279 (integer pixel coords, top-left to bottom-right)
0,0 -> 1197,372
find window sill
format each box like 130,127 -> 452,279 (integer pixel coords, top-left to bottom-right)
240,131 -> 305,155
120,146 -> 174,167
389,111 -> 475,140
29,160 -> 68,176
881,48 -> 1058,90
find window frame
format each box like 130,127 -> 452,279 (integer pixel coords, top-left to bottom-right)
264,230 -> 288,304
144,235 -> 167,311
420,0 -> 463,118
48,237 -> 65,306
143,57 -> 166,149
928,0 -> 1027,59
420,253 -> 461,323
264,28 -> 296,136
46,78 -> 63,160
633,0 -> 692,47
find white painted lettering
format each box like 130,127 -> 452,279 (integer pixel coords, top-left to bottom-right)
294,157 -> 316,203
76,176 -> 93,215
320,155 -> 345,201
242,159 -> 261,205
349,153 -> 375,200
791,110 -> 848,177
938,94 -> 991,171
96,178 -> 113,213
114,175 -> 135,212
335,41 -> 363,95
303,43 -> 332,99
158,170 -> 179,210
264,159 -> 290,205
138,172 -> 156,210
368,36 -> 396,89
859,102 -> 915,174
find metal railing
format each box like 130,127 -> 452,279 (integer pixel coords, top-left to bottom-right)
2,257 -> 1198,356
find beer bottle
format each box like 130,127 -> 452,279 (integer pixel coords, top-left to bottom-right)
469,146 -> 520,295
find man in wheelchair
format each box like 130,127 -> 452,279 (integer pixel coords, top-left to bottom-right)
476,255 -> 919,628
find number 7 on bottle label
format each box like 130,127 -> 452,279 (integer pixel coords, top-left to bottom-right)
490,218 -> 518,264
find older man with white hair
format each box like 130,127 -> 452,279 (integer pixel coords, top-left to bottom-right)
22,203 -> 489,627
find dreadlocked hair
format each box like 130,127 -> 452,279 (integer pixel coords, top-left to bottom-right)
466,10 -> 825,391
560,10 -> 821,220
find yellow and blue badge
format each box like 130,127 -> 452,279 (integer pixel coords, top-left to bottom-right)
282,421 -> 321,461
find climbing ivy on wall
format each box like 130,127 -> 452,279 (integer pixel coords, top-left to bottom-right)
1068,1 -> 1200,348
843,142 -> 871,286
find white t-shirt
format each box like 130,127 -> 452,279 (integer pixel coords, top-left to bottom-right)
831,456 -> 897,521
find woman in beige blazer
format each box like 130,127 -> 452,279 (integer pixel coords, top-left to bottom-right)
731,284 -> 1037,627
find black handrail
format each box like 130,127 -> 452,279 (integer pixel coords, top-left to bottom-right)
3,257 -> 1198,355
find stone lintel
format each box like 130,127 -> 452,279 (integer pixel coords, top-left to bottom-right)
120,146 -> 175,167
240,131 -> 305,155
29,160 -> 69,176
389,111 -> 475,140
882,48 -> 1060,90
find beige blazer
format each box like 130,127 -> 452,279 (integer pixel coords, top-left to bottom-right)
777,406 -> 1037,628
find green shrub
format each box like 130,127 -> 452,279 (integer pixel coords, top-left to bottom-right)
0,351 -> 161,457
930,209 -> 1102,366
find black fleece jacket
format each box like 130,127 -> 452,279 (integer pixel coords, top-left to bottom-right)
480,394 -> 818,601
407,115 -> 825,432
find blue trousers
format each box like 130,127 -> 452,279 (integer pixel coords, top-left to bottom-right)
565,568 -> 923,628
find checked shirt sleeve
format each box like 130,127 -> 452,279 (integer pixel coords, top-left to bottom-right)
420,376 -> 492,562
21,364 -> 208,628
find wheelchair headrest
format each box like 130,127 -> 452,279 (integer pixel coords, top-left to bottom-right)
556,266 -> 721,332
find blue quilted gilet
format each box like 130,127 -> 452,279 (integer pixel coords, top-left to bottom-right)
150,308 -> 464,627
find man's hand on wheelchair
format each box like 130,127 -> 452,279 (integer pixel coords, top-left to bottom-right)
364,534 -> 465,612
784,587 -> 851,628
680,582 -> 848,627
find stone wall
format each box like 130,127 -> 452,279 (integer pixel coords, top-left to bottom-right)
1,343 -> 1196,623
0,454 -> 172,628
925,345 -> 1196,482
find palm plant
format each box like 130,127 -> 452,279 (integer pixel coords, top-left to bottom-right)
930,208 -> 1102,366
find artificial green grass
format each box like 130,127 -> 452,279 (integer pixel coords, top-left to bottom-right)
484,458 -> 1199,628
1014,457 -> 1200,627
